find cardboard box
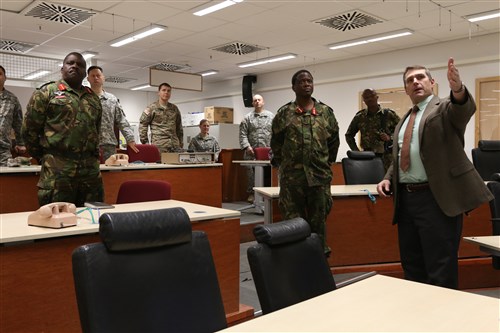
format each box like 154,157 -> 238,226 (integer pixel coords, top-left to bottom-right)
204,106 -> 233,124
161,152 -> 215,164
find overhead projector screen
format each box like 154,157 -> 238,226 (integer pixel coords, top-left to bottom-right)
149,68 -> 203,91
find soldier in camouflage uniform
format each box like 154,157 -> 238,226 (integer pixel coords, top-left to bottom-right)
271,70 -> 340,256
345,88 -> 400,171
22,52 -> 104,207
87,66 -> 139,161
188,119 -> 221,161
139,83 -> 183,153
0,65 -> 26,165
239,94 -> 274,203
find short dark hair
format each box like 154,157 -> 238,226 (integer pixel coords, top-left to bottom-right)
63,52 -> 85,64
87,65 -> 103,75
0,65 -> 5,75
362,88 -> 377,98
158,82 -> 171,91
291,69 -> 313,85
403,65 -> 433,87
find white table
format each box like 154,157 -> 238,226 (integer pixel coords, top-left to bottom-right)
221,274 -> 500,332
232,160 -> 271,214
0,163 -> 223,174
0,200 -> 246,332
253,184 -> 379,224
464,236 -> 500,256
0,200 -> 239,243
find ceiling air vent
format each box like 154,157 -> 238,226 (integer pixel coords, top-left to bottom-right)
105,76 -> 136,84
23,1 -> 95,25
212,42 -> 265,55
0,52 -> 60,81
151,63 -> 191,72
0,40 -> 37,53
316,11 -> 383,31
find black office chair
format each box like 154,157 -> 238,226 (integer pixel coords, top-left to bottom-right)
472,140 -> 500,181
247,218 -> 337,314
342,150 -> 385,185
487,173 -> 500,269
72,207 -> 227,333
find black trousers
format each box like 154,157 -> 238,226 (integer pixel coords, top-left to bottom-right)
396,186 -> 463,289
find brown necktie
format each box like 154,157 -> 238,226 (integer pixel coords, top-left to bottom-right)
400,105 -> 419,172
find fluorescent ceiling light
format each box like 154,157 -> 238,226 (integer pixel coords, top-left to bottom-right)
110,25 -> 166,47
24,70 -> 50,80
466,9 -> 500,22
329,29 -> 413,50
199,70 -> 219,76
82,51 -> 98,60
238,53 -> 297,68
329,39 -> 368,50
131,84 -> 151,91
193,0 -> 243,17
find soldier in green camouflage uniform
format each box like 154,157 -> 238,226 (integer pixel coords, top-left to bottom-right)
239,94 -> 274,202
345,89 -> 400,171
188,119 -> 221,161
271,70 -> 340,256
139,83 -> 183,153
87,66 -> 138,161
22,52 -> 103,207
0,65 -> 26,165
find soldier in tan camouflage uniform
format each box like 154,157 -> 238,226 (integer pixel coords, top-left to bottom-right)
239,94 -> 274,203
271,70 -> 340,256
139,83 -> 183,153
345,88 -> 400,171
87,66 -> 139,161
0,65 -> 26,166
188,119 -> 221,161
22,52 -> 104,206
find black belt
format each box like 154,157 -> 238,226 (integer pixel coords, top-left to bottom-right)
400,182 -> 430,192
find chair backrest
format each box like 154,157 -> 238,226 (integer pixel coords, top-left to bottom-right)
247,218 -> 336,314
341,150 -> 385,185
254,147 -> 271,161
72,207 -> 227,333
116,180 -> 171,204
127,144 -> 161,163
472,140 -> 500,181
487,173 -> 500,269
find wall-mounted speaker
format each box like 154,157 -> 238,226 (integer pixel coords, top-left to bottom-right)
242,75 -> 257,107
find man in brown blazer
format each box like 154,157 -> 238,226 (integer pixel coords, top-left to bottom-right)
376,58 -> 493,289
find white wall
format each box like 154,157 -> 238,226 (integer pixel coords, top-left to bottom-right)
7,32 -> 499,161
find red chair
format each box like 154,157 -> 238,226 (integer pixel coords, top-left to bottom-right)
127,144 -> 161,163
254,147 -> 271,161
116,180 -> 172,204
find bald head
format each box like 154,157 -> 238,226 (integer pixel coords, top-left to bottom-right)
252,94 -> 265,112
